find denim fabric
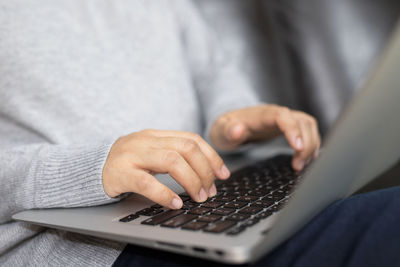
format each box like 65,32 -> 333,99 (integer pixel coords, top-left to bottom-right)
113,186 -> 400,267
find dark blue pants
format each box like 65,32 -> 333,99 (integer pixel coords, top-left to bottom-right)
113,186 -> 400,267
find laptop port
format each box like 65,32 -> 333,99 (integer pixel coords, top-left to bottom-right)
192,247 -> 207,253
215,250 -> 225,256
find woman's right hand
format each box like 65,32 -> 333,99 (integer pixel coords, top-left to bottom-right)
102,129 -> 231,209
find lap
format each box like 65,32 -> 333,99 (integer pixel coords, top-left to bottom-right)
113,186 -> 400,267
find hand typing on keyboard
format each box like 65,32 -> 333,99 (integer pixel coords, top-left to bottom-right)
102,129 -> 231,209
209,104 -> 321,171
121,155 -> 300,236
103,105 -> 320,212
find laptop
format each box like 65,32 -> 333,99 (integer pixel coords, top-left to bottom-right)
12,22 -> 400,265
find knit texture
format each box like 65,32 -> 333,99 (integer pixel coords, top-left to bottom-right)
0,1 -> 260,266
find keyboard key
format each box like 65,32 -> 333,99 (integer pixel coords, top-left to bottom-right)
181,204 -> 191,210
136,208 -> 163,216
258,184 -> 275,192
275,201 -> 287,209
242,218 -> 260,227
187,199 -> 202,205
269,180 -> 285,188
247,190 -> 267,197
179,192 -> 190,197
201,201 -> 224,209
203,220 -> 236,233
181,202 -> 200,210
161,214 -> 197,228
262,195 -> 276,204
226,225 -> 247,236
236,196 -> 259,203
272,190 -> 286,201
136,208 -> 153,216
198,214 -> 222,223
261,197 -> 275,206
214,195 -> 236,202
267,204 -> 280,213
182,221 -> 208,231
119,214 -> 139,222
217,185 -> 235,192
180,196 -> 191,202
211,208 -> 235,216
231,189 -> 250,196
188,207 -> 212,215
253,199 -> 274,208
226,213 -> 250,222
147,209 -> 164,216
141,210 -> 184,226
254,210 -> 273,220
151,204 -> 162,209
224,202 -> 247,209
238,206 -> 263,215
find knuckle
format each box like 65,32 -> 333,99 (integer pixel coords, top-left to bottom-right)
181,139 -> 198,154
190,133 -> 202,143
278,106 -> 291,116
302,118 -> 312,127
135,173 -> 152,193
309,116 -> 318,126
164,150 -> 181,166
267,103 -> 279,111
277,108 -> 290,120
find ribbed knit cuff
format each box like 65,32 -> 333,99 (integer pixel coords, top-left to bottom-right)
32,144 -> 119,208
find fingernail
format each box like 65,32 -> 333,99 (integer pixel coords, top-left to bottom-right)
220,164 -> 230,179
171,197 -> 183,209
314,149 -> 319,158
198,188 -> 208,202
295,137 -> 304,150
208,184 -> 217,197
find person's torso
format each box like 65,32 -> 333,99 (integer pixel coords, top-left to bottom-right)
0,0 -> 202,146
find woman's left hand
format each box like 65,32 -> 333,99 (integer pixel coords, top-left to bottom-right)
209,104 -> 321,171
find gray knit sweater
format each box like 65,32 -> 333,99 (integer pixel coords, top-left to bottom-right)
0,1 -> 259,266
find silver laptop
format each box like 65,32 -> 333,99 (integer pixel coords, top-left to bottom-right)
13,22 -> 400,265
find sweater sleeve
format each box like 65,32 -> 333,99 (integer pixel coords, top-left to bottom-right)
173,1 -> 262,140
0,143 -> 119,223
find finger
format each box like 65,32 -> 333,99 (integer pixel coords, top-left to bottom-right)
136,148 -> 208,202
143,129 -> 230,180
311,121 -> 321,158
223,120 -> 249,144
124,169 -> 183,209
209,116 -> 248,151
151,137 -> 217,197
274,108 -> 304,152
292,120 -> 315,171
302,115 -> 320,160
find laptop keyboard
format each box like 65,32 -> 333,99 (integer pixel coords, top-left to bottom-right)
119,155 -> 300,236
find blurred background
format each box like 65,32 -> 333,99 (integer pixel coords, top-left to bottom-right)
195,0 -> 400,136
